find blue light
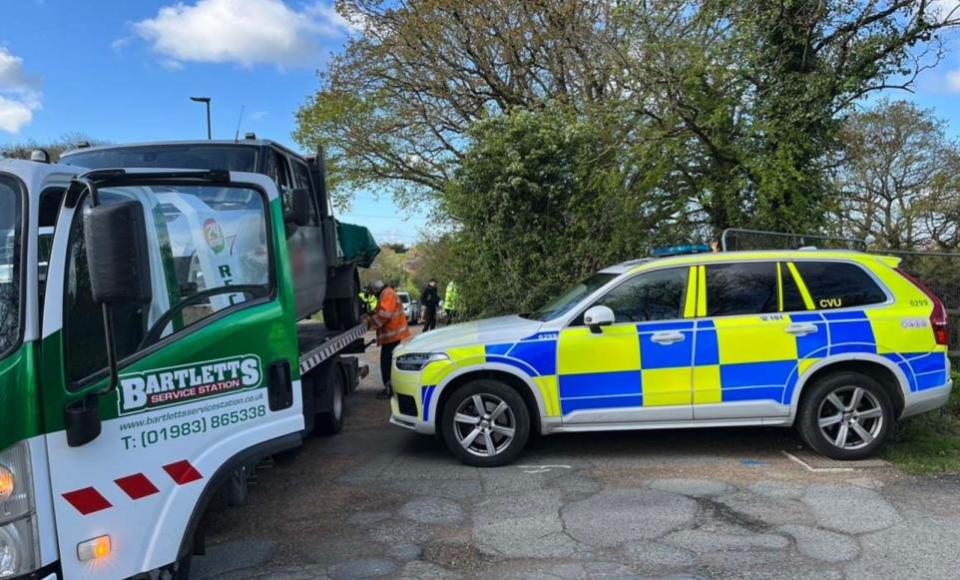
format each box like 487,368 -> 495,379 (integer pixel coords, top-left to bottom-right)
651,244 -> 711,257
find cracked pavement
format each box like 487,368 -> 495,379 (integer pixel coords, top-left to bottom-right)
194,337 -> 960,579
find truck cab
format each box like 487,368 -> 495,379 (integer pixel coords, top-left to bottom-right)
1,159 -> 76,579
1,158 -> 366,579
60,139 -> 375,330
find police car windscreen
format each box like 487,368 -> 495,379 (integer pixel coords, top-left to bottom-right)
62,144 -> 258,172
527,273 -> 617,321
0,176 -> 22,355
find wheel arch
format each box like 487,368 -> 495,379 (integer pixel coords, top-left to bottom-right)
789,354 -> 909,423
432,364 -> 545,435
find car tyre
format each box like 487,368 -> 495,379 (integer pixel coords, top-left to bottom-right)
440,379 -> 530,467
797,371 -> 894,460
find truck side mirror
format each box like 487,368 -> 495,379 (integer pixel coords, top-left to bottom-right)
66,200 -> 152,448
284,188 -> 312,228
83,201 -> 153,305
583,305 -> 615,334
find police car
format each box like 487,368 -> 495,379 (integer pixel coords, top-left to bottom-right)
389,250 -> 953,466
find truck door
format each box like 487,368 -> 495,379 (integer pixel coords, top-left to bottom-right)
39,172 -> 303,579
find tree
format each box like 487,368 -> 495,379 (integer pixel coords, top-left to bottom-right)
298,1 -> 959,232
833,100 -> 960,249
295,0 -> 630,208
616,0 -> 960,234
444,104 -> 686,317
0,133 -> 106,161
359,244 -> 407,289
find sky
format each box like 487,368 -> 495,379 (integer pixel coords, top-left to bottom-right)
0,0 -> 426,245
2,0 -> 960,246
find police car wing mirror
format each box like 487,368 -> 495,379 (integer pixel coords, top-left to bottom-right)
584,305 -> 615,334
284,188 -> 312,229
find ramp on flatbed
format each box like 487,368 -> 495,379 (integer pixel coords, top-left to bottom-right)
297,321 -> 367,375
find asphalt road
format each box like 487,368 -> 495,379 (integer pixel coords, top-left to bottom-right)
194,331 -> 960,579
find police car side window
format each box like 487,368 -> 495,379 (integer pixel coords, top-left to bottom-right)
780,263 -> 807,312
793,262 -> 886,310
590,267 -> 687,323
705,262 -> 778,317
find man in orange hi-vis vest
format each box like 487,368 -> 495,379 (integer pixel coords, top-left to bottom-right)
368,280 -> 411,399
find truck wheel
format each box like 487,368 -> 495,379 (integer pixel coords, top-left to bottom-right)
335,271 -> 363,328
323,300 -> 341,330
316,368 -> 345,436
223,465 -> 249,506
797,371 -> 894,460
440,379 -> 530,467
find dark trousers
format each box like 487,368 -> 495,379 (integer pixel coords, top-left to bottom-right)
381,341 -> 400,390
423,307 -> 437,331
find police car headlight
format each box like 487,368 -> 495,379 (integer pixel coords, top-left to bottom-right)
396,353 -> 449,371
0,442 -> 38,578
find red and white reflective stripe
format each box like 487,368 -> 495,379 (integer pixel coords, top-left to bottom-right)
62,487 -> 112,516
62,459 -> 203,515
114,473 -> 159,500
163,460 -> 204,485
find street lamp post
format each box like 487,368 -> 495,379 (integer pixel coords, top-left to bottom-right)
190,96 -> 212,139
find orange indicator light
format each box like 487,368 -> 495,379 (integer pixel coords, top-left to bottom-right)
77,535 -> 112,562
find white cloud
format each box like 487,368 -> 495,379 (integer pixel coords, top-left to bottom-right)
133,0 -> 354,68
930,0 -> 960,19
0,47 -> 41,134
947,68 -> 960,92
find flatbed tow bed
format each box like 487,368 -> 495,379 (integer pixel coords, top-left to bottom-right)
298,320 -> 368,376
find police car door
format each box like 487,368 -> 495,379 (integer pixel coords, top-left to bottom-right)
40,172 -> 303,579
692,261 -> 797,420
557,267 -> 695,424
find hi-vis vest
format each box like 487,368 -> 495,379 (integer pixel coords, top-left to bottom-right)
372,287 -> 411,345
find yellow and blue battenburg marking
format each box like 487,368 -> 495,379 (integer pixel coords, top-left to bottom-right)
416,308 -> 947,421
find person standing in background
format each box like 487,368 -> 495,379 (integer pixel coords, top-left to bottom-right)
421,279 -> 440,332
444,280 -> 461,325
367,279 -> 411,399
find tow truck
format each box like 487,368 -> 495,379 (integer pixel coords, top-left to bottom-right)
0,152 -> 370,579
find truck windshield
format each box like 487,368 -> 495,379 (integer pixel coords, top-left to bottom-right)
0,176 -> 23,355
526,273 -> 617,322
61,144 -> 258,172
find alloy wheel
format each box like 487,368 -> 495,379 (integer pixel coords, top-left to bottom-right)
453,393 -> 516,457
817,386 -> 885,450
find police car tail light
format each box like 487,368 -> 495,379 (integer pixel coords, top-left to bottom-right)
897,268 -> 949,346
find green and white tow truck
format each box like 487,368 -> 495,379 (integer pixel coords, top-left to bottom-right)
0,156 -> 367,579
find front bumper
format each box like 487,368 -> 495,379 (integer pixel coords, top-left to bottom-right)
901,378 -> 954,419
389,367 -> 437,435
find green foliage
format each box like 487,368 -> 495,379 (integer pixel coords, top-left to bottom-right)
444,104 -> 687,317
0,133 -> 105,161
297,1 -> 960,316
359,245 -> 407,289
885,374 -> 960,475
832,99 -> 960,250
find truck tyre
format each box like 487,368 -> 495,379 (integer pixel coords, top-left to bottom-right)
335,270 -> 363,329
223,464 -> 250,506
797,371 -> 894,460
323,300 -> 341,330
440,379 -> 530,467
316,367 -> 345,435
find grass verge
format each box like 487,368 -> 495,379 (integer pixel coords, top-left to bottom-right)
884,374 -> 960,475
